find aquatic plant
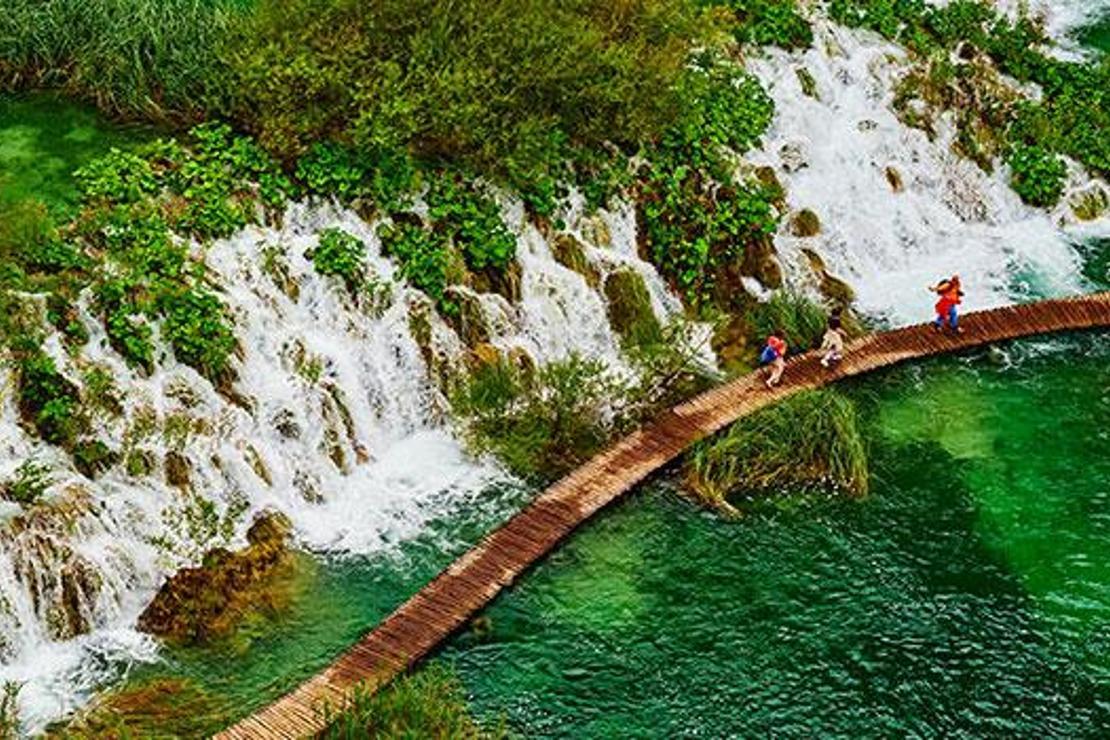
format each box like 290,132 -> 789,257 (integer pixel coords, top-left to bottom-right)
451,355 -> 628,481
44,678 -> 226,739
1007,144 -> 1067,208
0,0 -> 243,120
322,662 -> 499,740
311,229 -> 368,291
712,0 -> 814,50
685,389 -> 869,514
2,459 -> 53,506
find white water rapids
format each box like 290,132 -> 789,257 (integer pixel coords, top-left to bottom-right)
0,3 -> 1107,735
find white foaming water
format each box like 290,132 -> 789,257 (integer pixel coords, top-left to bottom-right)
0,195 -> 696,733
988,0 -> 1110,46
748,20 -> 1110,325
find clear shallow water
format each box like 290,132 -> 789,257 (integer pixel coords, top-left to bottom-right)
437,335 -> 1110,737
0,93 -> 155,216
124,334 -> 1110,737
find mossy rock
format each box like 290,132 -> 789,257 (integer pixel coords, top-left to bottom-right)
1071,186 -> 1109,222
603,268 -> 661,346
469,260 -> 522,303
137,511 -> 297,645
754,166 -> 786,207
467,342 -> 503,371
789,209 -> 821,238
796,67 -> 819,99
72,439 -> 118,479
801,248 -> 856,310
885,166 -> 904,193
442,287 -> 491,348
551,234 -> 601,288
739,235 -> 784,289
164,451 -> 191,489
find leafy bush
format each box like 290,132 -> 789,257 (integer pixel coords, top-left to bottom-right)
2,460 -> 53,505
714,0 -> 814,50
230,0 -> 708,182
74,149 -> 159,205
637,56 -> 779,308
160,289 -> 237,380
378,222 -> 456,313
451,355 -> 628,481
322,663 -> 497,739
426,174 -> 516,273
311,228 -> 367,290
1008,144 -> 1067,208
686,389 -> 868,513
17,352 -> 82,445
295,142 -> 417,212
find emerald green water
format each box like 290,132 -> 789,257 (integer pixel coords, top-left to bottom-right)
130,334 -> 1110,736
1077,13 -> 1110,54
440,335 -> 1110,736
0,93 -> 154,216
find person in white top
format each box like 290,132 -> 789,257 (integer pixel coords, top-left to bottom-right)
819,313 -> 845,368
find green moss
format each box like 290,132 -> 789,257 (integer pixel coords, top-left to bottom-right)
551,234 -> 600,287
789,209 -> 821,237
685,389 -> 868,514
72,439 -> 118,479
1008,144 -> 1067,208
138,512 -> 297,645
604,269 -> 662,348
1,459 -> 52,506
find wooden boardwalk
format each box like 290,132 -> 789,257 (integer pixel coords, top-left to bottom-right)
217,292 -> 1110,740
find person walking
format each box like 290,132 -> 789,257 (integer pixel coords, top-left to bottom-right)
929,275 -> 964,334
761,330 -> 788,388
820,313 -> 845,368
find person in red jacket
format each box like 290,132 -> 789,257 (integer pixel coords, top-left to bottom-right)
930,275 -> 964,334
760,330 -> 788,388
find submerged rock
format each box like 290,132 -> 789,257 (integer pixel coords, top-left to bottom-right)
137,511 -> 296,645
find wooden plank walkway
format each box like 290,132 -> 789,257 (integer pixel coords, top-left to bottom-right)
217,292 -> 1110,740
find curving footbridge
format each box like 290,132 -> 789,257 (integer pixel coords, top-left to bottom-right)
218,292 -> 1110,739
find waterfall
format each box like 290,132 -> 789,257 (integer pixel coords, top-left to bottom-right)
0,194 -> 701,733
747,19 -> 1109,325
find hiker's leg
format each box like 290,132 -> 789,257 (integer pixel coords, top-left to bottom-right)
948,305 -> 959,329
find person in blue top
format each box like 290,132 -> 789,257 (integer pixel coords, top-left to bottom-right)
761,330 -> 788,388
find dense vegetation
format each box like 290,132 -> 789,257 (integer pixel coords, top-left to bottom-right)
685,389 -> 869,514
322,663 -> 500,739
830,0 -> 1110,207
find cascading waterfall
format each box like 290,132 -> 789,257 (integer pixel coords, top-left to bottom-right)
0,193 -> 700,732
2,4 -> 1108,734
748,19 -> 1110,325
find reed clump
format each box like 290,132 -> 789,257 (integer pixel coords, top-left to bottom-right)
685,389 -> 869,515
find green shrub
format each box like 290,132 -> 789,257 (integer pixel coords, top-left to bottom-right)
2,460 -> 52,505
1008,144 -> 1067,208
74,149 -> 160,205
714,0 -> 814,50
72,439 -> 117,479
451,355 -> 627,481
231,0 -> 708,182
378,222 -> 456,313
686,389 -> 868,513
426,174 -> 516,273
160,289 -> 237,381
295,142 -> 417,212
17,352 -> 82,445
322,663 -> 497,739
311,228 -> 366,290
94,280 -> 155,372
